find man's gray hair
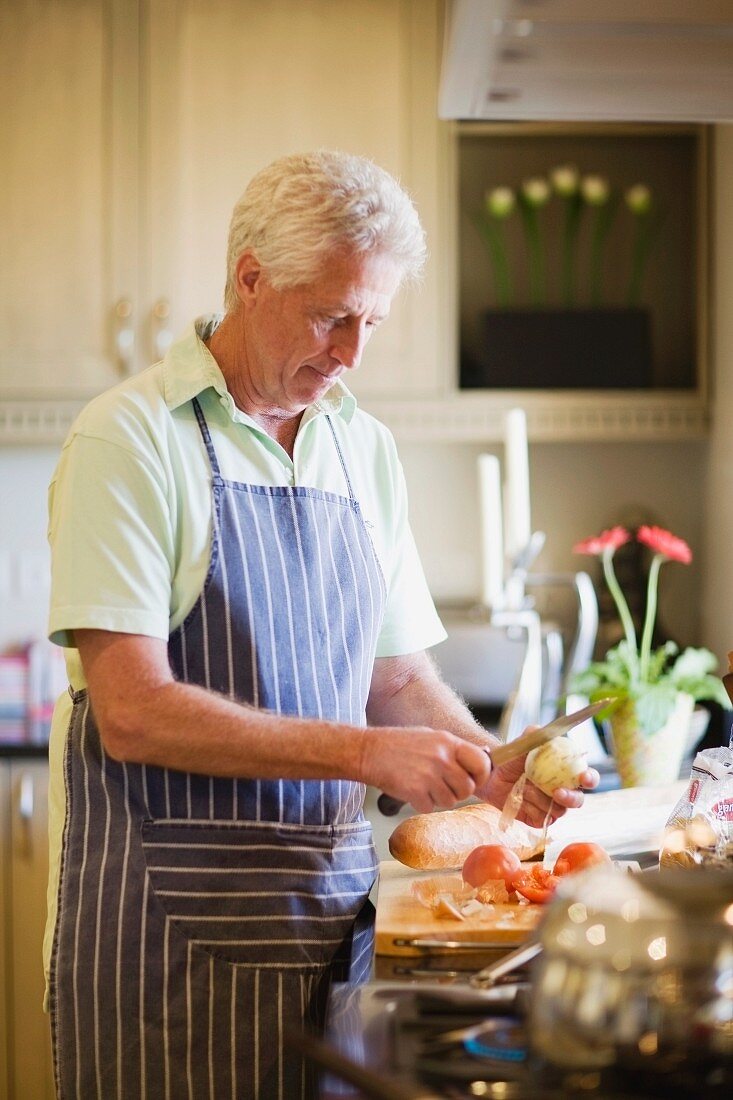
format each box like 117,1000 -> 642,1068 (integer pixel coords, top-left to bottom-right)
223,150 -> 427,312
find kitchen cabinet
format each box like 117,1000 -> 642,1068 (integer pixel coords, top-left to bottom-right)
0,0 -> 711,445
1,0 -> 447,441
0,0 -> 140,422
0,757 -> 54,1100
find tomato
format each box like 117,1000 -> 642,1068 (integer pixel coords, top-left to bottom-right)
462,844 -> 522,889
510,864 -> 561,904
553,842 -> 611,877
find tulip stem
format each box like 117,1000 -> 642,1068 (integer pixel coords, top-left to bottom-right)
475,214 -> 512,308
519,198 -> 545,307
628,210 -> 659,307
561,193 -> 583,307
589,193 -> 618,307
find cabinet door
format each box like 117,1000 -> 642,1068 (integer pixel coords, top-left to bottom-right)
144,0 -> 448,399
0,0 -> 141,399
9,760 -> 54,1100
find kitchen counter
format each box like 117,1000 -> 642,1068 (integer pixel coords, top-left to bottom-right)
0,741 -> 48,758
316,780 -> 709,1099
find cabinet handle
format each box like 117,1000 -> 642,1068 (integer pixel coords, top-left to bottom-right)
114,298 -> 135,374
18,771 -> 34,820
152,297 -> 173,360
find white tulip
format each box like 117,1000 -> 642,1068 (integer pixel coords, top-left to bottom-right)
625,183 -> 652,215
521,177 -> 551,207
485,186 -> 516,219
581,175 -> 610,206
551,164 -> 580,197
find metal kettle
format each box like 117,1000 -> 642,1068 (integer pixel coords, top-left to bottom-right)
528,865 -> 733,1074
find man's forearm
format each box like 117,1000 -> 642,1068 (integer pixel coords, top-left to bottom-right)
366,651 -> 500,750
101,677 -> 370,779
78,631 -> 494,813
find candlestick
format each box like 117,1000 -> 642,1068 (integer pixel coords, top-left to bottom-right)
478,454 -> 504,608
504,407 -> 531,563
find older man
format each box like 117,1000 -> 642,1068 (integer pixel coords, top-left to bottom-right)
46,150 -> 596,1099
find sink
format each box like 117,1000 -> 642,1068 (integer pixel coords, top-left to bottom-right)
432,604 -> 526,706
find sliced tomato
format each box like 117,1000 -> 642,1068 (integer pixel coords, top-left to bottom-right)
553,842 -> 611,877
510,864 -> 561,904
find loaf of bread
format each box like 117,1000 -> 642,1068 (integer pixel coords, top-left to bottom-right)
388,802 -> 546,870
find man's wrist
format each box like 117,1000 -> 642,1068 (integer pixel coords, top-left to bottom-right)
355,724 -> 376,787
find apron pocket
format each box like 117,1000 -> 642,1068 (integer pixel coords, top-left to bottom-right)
140,818 -> 372,970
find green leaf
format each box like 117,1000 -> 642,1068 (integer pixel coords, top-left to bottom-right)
668,647 -> 732,709
669,647 -> 718,682
633,682 -> 678,735
646,641 -> 677,682
586,690 -> 626,721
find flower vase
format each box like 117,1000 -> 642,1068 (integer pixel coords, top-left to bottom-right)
606,691 -> 694,788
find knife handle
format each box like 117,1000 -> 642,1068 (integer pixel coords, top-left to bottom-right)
377,792 -> 406,816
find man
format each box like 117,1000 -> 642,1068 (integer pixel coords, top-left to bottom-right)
46,150 -> 597,1099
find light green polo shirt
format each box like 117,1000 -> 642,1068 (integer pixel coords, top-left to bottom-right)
43,316 -> 445,985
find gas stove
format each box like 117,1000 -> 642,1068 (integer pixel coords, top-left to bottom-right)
322,980 -> 733,1100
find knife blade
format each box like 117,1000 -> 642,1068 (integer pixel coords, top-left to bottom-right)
376,697 -> 613,817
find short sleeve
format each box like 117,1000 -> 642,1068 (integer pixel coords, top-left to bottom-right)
48,432 -> 175,647
373,447 -> 446,658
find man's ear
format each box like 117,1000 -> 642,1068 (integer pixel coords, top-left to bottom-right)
233,250 -> 262,304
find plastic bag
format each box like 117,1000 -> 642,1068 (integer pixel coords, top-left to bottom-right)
659,746 -> 733,869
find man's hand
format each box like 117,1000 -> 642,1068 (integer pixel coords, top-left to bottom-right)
477,751 -> 600,829
365,651 -> 599,823
360,726 -> 491,814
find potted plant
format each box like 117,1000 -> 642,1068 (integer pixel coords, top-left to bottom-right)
462,167 -> 658,391
569,525 -> 730,787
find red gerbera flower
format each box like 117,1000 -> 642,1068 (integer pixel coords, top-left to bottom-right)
637,525 -> 692,564
573,526 -> 630,556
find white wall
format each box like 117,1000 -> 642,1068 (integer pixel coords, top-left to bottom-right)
401,439 -> 705,649
702,124 -> 733,663
0,447 -> 60,650
0,436 -> 707,658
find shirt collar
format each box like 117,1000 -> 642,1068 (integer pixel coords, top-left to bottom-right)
162,315 -> 357,425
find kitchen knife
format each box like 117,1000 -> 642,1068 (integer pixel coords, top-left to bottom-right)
376,697 -> 613,817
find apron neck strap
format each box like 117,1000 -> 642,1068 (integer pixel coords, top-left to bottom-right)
325,415 -> 356,502
191,397 -> 357,503
191,396 -> 222,477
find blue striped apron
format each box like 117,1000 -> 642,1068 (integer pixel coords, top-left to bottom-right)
50,397 -> 385,1099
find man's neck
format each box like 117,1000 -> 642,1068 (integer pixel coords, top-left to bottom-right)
204,313 -> 304,457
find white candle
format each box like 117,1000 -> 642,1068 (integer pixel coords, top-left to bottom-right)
478,454 -> 504,608
504,407 -> 531,563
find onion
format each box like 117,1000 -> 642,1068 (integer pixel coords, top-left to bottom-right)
525,737 -> 587,796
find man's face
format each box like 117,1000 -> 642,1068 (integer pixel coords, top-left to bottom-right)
241,249 -> 402,413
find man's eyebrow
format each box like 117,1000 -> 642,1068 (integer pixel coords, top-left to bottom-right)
319,303 -> 388,322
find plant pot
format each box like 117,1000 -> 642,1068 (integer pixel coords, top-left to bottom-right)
460,307 -> 652,389
605,691 -> 695,788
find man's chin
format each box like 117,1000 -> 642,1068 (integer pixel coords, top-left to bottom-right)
304,376 -> 337,402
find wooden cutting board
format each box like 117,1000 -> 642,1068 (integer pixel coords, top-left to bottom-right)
374,860 -> 541,957
374,784 -> 685,957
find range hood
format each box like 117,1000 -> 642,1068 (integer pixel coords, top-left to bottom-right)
438,0 -> 733,122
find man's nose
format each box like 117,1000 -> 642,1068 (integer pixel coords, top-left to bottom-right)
330,321 -> 367,369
